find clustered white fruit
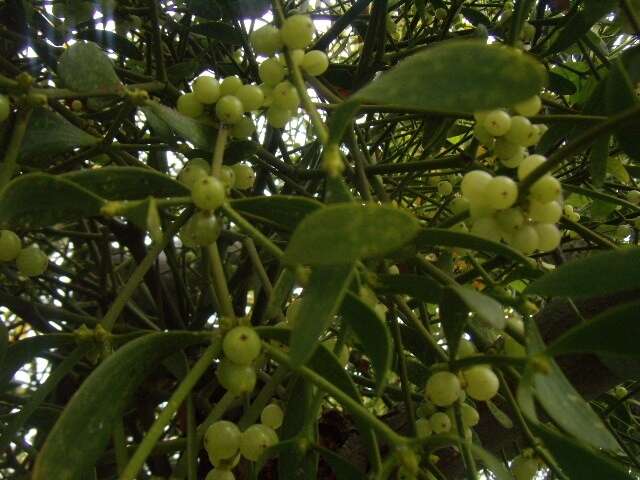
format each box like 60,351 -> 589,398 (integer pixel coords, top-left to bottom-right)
0,230 -> 48,277
250,14 -> 329,129
216,325 -> 262,396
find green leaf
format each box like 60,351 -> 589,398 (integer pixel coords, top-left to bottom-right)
547,301 -> 640,358
545,0 -> 618,55
62,167 -> 189,200
284,204 -> 420,266
57,41 -> 123,109
314,446 -> 367,480
447,285 -> 506,330
75,29 -> 143,60
525,248 -> 640,297
187,0 -> 222,19
144,100 -> 216,150
534,424 -> 634,480
191,22 -> 241,43
324,175 -> 354,204
32,332 -> 206,480
353,40 -> 546,114
340,293 -> 392,394
522,322 -> 619,452
562,184 -> 639,213
589,134 -> 610,187
548,70 -> 577,95
19,107 -> 100,162
230,195 -> 323,231
440,287 -> 470,358
371,273 -> 442,304
0,173 -> 105,229
289,264 -> 355,365
327,100 -> 361,144
414,228 -> 534,269
265,268 -> 296,320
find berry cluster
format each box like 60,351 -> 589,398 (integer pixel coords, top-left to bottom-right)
0,230 -> 48,277
203,403 -> 282,479
176,158 -> 255,247
250,15 -> 329,128
216,326 -> 262,396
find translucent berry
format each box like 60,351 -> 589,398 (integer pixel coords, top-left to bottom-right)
457,338 -> 476,359
0,230 -> 22,262
235,85 -> 264,112
178,158 -> 209,189
204,420 -> 241,459
504,116 -> 537,146
471,217 -> 502,243
220,76 -> 243,96
415,417 -> 433,437
615,385 -> 628,399
222,326 -> 262,365
483,110 -> 512,137
517,154 -> 546,180
216,359 -> 257,396
71,99 -> 83,111
473,122 -> 495,147
259,58 -> 286,86
216,95 -> 244,124
437,180 -> 453,196
190,212 -> 222,245
260,403 -> 284,429
514,95 -> 542,117
220,166 -> 236,188
280,14 -> 314,50
535,223 -> 561,252
177,92 -> 204,118
429,412 -> 452,434
463,366 -> 500,401
528,199 -> 562,224
231,116 -> 256,139
250,24 -> 283,56
271,81 -> 300,111
16,245 -> 48,277
530,175 -> 561,203
278,49 -> 305,67
495,208 -> 525,234
266,106 -> 291,128
494,137 -> 525,163
193,76 -> 220,104
626,190 -> 640,205
301,50 -> 329,76
461,170 -> 492,202
510,455 -> 539,480
205,469 -> 235,480
485,176 -> 518,210
510,224 -> 539,254
192,176 -> 226,210
461,403 -> 480,427
239,424 -> 277,461
469,200 -> 497,220
449,196 -> 470,214
231,163 -> 256,190
425,371 -> 461,407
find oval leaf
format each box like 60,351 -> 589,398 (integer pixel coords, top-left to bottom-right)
525,247 -> 640,297
371,273 -> 443,304
284,204 -> 420,266
190,22 -> 241,43
0,173 -> 105,229
449,285 -> 506,330
32,332 -> 205,480
353,40 -> 547,114
144,100 -> 216,150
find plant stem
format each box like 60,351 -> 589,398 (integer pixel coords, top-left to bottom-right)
211,126 -> 228,178
222,204 -> 284,260
238,365 -> 288,429
0,107 -> 32,190
453,401 -> 478,480
121,340 -> 221,480
207,242 -> 236,322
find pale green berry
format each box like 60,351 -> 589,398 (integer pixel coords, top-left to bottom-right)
189,212 -> 222,246
71,99 -> 83,111
449,196 -> 470,214
535,223 -> 561,252
205,420 -> 241,459
457,338 -> 476,359
496,208 -> 525,234
260,403 -> 284,429
528,199 -> 562,224
429,412 -> 451,434
271,81 -> 300,110
485,176 -> 518,210
463,366 -> 500,401
626,190 -> 640,205
16,245 -> 49,277
615,224 -> 633,241
216,359 -> 257,396
220,166 -> 236,188
567,210 -> 581,222
266,106 -> 291,128
178,158 -> 209,189
415,418 -> 433,437
177,92 -> 204,118
278,49 -> 305,67
191,175 -> 226,210
280,14 -> 314,50
235,84 -> 264,112
216,95 -> 244,124
469,200 -> 497,219
483,110 -> 512,137
563,204 -> 574,216
259,84 -> 273,106
473,122 -> 495,147
530,175 -> 561,203
615,385 -> 628,399
461,170 -> 492,202
209,452 -> 241,470
494,137 -> 523,161
517,154 -> 546,180
514,95 -> 542,117
259,58 -> 286,86
193,76 -> 220,104
0,230 -> 22,262
220,76 -> 243,96
222,326 -> 262,365
510,225 -> 539,255
510,455 -> 539,480
425,371 -> 461,407
250,24 -> 283,56
301,50 -> 329,76
239,424 -> 277,461
231,116 -> 256,139
471,217 -> 502,242
461,403 -> 480,427
205,469 -> 235,480
504,116 -> 537,146
437,180 -> 453,196
231,163 -> 256,190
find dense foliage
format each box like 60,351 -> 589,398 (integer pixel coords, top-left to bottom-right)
0,0 -> 640,479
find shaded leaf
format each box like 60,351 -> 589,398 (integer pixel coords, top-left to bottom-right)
284,204 -> 420,266
265,268 -> 296,320
327,100 -> 361,144
353,41 -> 546,114
75,29 -> 142,60
589,134 -> 610,187
187,0 -> 222,20
371,273 -> 442,304
314,446 -> 367,480
0,173 -> 105,229
440,287 -> 470,358
190,22 -> 241,43
526,248 -> 640,297
230,195 -> 323,231
448,285 -> 505,330
144,100 -> 215,150
548,70 -> 577,95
